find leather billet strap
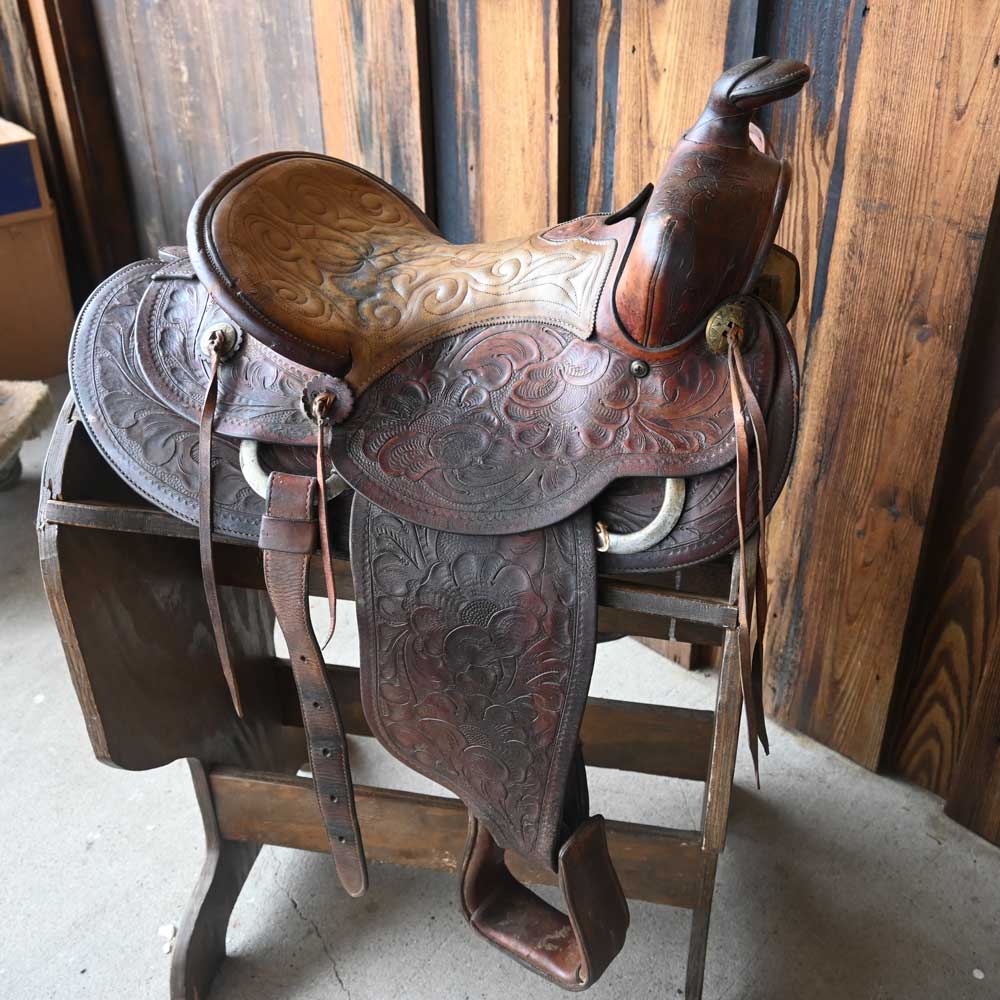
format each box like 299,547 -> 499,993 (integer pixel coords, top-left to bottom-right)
260,472 -> 367,897
461,814 -> 629,990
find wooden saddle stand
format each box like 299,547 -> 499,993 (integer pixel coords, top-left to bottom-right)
39,57 -> 809,998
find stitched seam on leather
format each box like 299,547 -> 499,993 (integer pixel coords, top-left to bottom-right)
532,514 -> 593,861
641,218 -> 676,346
732,68 -> 805,96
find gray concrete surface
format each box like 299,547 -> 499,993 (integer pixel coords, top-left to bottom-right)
1,389 -> 997,1000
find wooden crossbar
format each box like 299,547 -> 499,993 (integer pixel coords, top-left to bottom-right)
209,767 -> 706,909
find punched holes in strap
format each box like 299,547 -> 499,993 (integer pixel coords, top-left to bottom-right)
260,472 -> 368,897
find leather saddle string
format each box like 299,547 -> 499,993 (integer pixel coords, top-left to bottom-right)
313,396 -> 337,649
260,473 -> 368,897
726,332 -> 772,783
198,339 -> 243,717
731,340 -> 772,756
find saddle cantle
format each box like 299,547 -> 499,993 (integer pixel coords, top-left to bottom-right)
67,56 -> 809,990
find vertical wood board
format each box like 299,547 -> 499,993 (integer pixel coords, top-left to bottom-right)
761,0 -> 1000,768
889,182 -> 1000,843
569,0 -> 620,215
92,0 -> 322,255
312,0 -> 430,211
611,0 -> 755,206
428,0 -> 564,241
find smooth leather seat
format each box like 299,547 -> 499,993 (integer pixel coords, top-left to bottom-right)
188,153 -> 618,392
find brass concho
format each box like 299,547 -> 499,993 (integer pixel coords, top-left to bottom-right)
705,301 -> 749,355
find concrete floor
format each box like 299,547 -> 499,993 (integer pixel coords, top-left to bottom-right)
1,390 -> 998,1000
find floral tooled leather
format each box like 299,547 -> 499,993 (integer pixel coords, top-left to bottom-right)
330,307 -> 777,534
200,154 -> 618,390
352,498 -> 597,865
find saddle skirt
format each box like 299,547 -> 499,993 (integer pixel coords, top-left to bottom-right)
67,55 -> 810,990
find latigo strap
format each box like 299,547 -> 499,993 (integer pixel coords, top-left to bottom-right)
260,472 -> 367,897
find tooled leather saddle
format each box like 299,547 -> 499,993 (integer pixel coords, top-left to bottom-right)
68,57 -> 809,989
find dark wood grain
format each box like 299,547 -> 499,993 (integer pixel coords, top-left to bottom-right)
1,0 -> 136,294
758,0 -> 1000,769
611,1 -> 742,206
210,768 -> 704,909
0,0 -> 81,295
568,0 -> 620,215
427,0 -> 565,241
889,164 -> 1000,844
312,0 -> 431,211
91,0 -> 322,254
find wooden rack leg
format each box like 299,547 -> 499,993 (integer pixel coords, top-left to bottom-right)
685,551 -> 747,1000
170,760 -> 261,1000
685,852 -> 719,999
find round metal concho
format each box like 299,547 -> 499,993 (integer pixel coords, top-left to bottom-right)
705,301 -> 749,355
629,358 -> 651,378
201,321 -> 242,361
301,374 -> 354,425
595,477 -> 687,554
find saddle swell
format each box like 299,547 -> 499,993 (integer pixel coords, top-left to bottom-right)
614,56 -> 810,349
65,55 -> 811,992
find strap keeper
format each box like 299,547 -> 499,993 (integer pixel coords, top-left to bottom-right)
258,514 -> 318,554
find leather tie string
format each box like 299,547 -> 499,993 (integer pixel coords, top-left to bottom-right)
726,329 -> 771,786
198,331 -> 243,717
312,393 -> 338,649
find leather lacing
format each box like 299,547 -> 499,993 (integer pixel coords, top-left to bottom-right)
726,325 -> 771,785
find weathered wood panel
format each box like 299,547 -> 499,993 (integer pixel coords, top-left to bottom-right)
890,186 -> 1000,844
611,0 -> 756,206
312,0 -> 430,210
427,0 -> 564,241
568,0 -> 620,215
92,0 -> 322,254
211,768 -> 705,908
25,0 -> 137,277
760,0 -> 1000,768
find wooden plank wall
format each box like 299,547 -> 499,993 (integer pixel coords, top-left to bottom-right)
758,0 -> 1000,769
50,1 -> 1000,837
312,0 -> 431,211
92,0 -> 323,254
0,0 -> 136,295
426,0 -> 565,240
888,183 -> 1000,843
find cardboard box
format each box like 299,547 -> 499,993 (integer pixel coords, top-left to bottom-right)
0,119 -> 75,378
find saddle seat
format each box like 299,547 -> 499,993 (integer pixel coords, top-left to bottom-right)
188,153 -> 619,392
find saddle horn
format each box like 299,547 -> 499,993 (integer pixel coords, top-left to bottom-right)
614,56 -> 810,349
